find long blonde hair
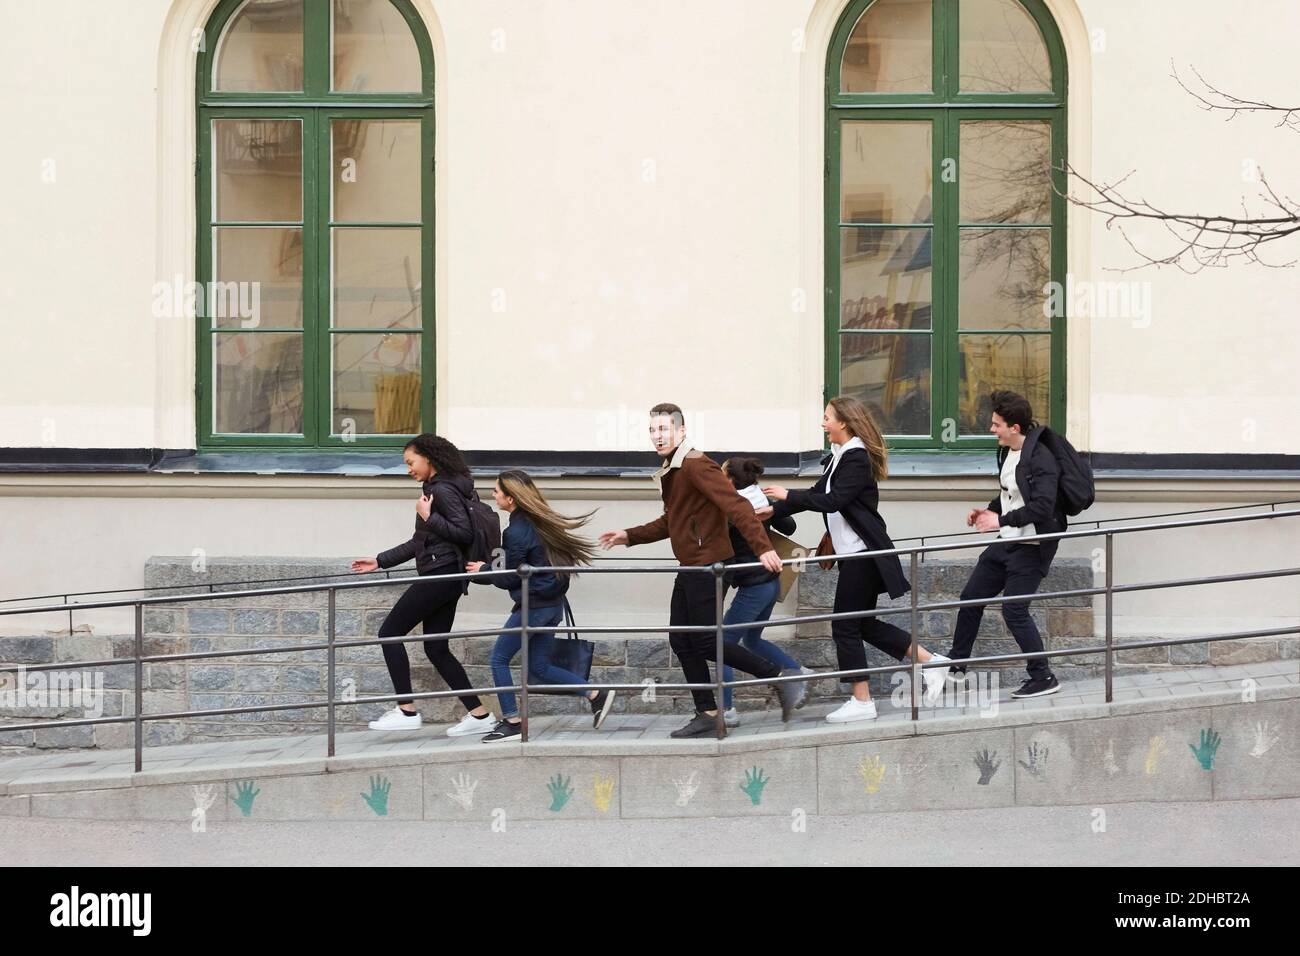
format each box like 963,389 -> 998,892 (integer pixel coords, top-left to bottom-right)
497,470 -> 598,570
829,395 -> 889,482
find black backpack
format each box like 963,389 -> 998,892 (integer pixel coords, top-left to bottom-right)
461,489 -> 503,565
1036,427 -> 1095,517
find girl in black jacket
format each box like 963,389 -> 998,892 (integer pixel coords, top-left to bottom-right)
763,397 -> 950,723
351,434 -> 496,737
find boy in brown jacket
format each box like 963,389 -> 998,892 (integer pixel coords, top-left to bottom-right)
600,403 -> 807,737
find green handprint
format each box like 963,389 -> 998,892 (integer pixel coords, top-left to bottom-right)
1188,729 -> 1221,770
546,774 -> 573,812
361,775 -> 392,816
231,780 -> 260,817
739,766 -> 769,806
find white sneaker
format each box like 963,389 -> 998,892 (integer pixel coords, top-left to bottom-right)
723,708 -> 740,728
826,697 -> 877,723
368,707 -> 422,731
922,654 -> 951,704
446,711 -> 497,737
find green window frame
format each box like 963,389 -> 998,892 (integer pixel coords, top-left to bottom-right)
825,0 -> 1067,449
195,0 -> 435,449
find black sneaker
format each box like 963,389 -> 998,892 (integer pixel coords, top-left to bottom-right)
482,720 -> 522,742
669,712 -> 721,738
590,689 -> 617,729
1011,675 -> 1060,699
946,666 -> 968,685
773,669 -> 808,721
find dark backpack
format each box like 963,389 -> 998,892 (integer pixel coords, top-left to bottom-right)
461,490 -> 502,565
1036,428 -> 1095,517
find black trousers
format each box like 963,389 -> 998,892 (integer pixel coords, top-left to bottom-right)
668,571 -> 781,713
949,541 -> 1052,679
832,555 -> 914,681
378,576 -> 483,710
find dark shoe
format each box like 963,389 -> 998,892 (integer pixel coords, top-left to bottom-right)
774,669 -> 808,721
590,688 -> 617,729
946,666 -> 968,685
482,720 -> 522,742
670,712 -> 720,739
1011,675 -> 1060,699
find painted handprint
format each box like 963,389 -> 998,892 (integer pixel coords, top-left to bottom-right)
1249,720 -> 1280,758
672,771 -> 701,807
1018,742 -> 1049,780
547,774 -> 573,812
857,755 -> 886,794
191,784 -> 217,814
445,772 -> 479,811
590,774 -> 616,812
231,780 -> 260,817
362,775 -> 391,816
1189,729 -> 1221,771
739,767 -> 769,806
973,749 -> 1001,785
1144,735 -> 1166,775
1102,739 -> 1120,776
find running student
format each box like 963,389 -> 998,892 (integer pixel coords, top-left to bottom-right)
763,397 -> 950,722
352,434 -> 496,736
466,470 -> 616,742
718,456 -> 816,727
600,403 -> 806,739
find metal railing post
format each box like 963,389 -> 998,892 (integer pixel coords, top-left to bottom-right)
327,587 -> 336,758
519,565 -> 531,743
909,551 -> 920,721
133,602 -> 143,773
65,595 -> 71,637
1105,533 -> 1114,703
713,563 -> 726,740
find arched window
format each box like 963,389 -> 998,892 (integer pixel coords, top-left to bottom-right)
826,0 -> 1066,446
197,0 -> 433,448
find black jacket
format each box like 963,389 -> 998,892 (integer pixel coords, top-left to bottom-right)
376,472 -> 476,581
473,510 -> 568,611
988,426 -> 1067,572
725,513 -> 796,588
771,447 -> 910,599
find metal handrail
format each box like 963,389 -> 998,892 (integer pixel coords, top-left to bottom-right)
0,506 -> 1296,769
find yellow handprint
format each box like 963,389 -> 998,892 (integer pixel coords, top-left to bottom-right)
590,774 -> 616,812
857,755 -> 887,794
1144,735 -> 1166,775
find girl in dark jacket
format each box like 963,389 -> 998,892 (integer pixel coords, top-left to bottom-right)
466,470 -> 616,742
763,396 -> 950,723
351,434 -> 495,736
717,457 -> 815,727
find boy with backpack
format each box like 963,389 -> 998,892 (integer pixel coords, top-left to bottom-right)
946,390 -> 1094,699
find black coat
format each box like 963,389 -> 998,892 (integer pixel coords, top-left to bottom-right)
376,472 -> 476,581
724,512 -> 797,588
988,426 -> 1067,573
772,447 -> 910,599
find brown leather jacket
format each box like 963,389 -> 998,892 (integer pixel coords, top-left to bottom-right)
625,446 -> 772,566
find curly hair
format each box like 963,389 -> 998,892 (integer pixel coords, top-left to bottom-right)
403,434 -> 470,478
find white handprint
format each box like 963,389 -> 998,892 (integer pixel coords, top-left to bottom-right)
445,772 -> 479,811
673,771 -> 701,807
1102,739 -> 1120,776
191,784 -> 217,813
1249,720 -> 1280,758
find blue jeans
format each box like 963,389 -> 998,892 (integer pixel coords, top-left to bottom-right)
490,605 -> 586,719
721,577 -> 800,709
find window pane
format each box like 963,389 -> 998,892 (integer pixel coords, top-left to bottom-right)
960,120 -> 1051,223
333,0 -> 422,92
840,228 -> 932,330
958,333 -> 1050,433
213,227 -> 303,329
214,332 -> 304,433
840,121 -> 932,223
333,227 -> 421,328
333,333 -> 421,434
960,0 -> 1051,93
333,119 -> 421,222
959,228 -> 1050,330
213,0 -> 304,92
213,119 -> 303,222
840,0 -> 932,93
840,333 -> 931,436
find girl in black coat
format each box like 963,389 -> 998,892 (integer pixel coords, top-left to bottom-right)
350,434 -> 496,737
763,397 -> 950,723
